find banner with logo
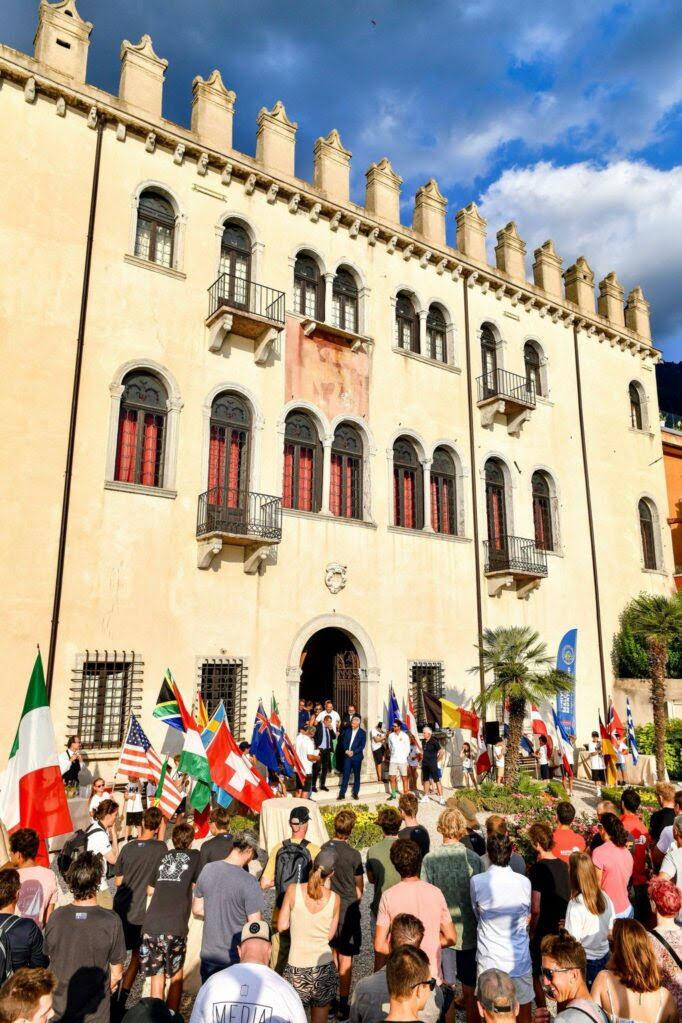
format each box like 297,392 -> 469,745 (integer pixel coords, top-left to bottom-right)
556,629 -> 577,737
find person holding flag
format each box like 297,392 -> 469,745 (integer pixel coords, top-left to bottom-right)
588,730 -> 606,796
550,709 -> 575,797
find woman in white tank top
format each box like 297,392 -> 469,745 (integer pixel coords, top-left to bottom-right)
279,848 -> 340,1023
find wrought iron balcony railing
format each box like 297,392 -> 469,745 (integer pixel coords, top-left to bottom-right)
208,272 -> 286,325
197,486 -> 283,541
477,368 -> 536,408
484,534 -> 548,576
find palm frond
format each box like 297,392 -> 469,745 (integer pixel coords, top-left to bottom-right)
627,592 -> 682,646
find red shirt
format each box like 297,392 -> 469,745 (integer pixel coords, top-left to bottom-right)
620,812 -> 650,885
552,826 -> 586,863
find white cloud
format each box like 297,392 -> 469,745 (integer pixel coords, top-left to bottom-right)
477,159 -> 682,352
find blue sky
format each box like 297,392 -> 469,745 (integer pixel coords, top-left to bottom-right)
6,0 -> 682,359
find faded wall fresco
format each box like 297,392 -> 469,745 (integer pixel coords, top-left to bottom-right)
284,318 -> 370,421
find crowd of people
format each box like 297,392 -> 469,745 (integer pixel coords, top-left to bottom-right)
0,774 -> 679,1023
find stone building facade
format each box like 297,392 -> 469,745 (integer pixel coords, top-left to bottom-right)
0,1 -> 674,774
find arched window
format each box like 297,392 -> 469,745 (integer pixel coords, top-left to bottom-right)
208,392 -> 251,508
330,423 -> 363,519
135,189 -> 175,267
427,305 -> 447,363
629,383 -> 643,430
283,412 -> 322,512
294,253 -> 323,319
484,458 -> 507,550
431,447 -> 456,535
220,221 -> 251,307
115,371 -> 168,487
638,499 -> 657,569
481,326 -> 498,396
332,268 -> 359,333
393,437 -> 423,528
532,471 -> 554,551
395,292 -> 419,353
524,342 -> 542,397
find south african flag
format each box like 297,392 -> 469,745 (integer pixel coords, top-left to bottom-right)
153,670 -> 184,731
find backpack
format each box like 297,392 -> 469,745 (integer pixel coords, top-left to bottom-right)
274,839 -> 312,905
57,822 -> 98,878
0,916 -> 20,986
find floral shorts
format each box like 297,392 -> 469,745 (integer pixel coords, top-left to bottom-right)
283,961 -> 338,1007
139,934 -> 187,977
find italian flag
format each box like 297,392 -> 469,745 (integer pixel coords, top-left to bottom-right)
171,672 -> 212,811
0,654 -> 72,864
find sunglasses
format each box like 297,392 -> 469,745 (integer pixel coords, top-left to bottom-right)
94,784 -> 105,789
411,978 -> 437,992
541,967 -> 575,981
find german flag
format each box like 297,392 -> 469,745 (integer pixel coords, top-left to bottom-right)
422,692 -> 479,734
152,670 -> 184,732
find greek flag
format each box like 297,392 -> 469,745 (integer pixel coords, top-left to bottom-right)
626,697 -> 639,766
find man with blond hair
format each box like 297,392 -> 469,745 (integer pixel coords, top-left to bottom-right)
421,808 -> 483,1023
650,782 -> 677,844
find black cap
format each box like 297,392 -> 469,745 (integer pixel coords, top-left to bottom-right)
289,805 -> 310,824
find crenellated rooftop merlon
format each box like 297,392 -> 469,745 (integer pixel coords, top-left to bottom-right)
0,0 -> 658,357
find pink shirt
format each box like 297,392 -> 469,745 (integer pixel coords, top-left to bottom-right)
377,878 -> 451,980
17,865 -> 57,927
592,842 -> 633,914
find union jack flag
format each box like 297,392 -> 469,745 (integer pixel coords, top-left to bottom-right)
117,714 -> 183,818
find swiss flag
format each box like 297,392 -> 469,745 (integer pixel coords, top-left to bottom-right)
207,721 -> 273,813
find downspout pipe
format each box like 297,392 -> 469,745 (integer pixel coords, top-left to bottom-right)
46,117 -> 105,698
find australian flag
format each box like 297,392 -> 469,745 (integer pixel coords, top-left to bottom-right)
250,701 -> 282,774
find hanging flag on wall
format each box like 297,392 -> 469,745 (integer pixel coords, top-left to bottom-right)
555,629 -> 577,738
626,698 -> 640,765
422,692 -> 479,734
153,670 -> 184,732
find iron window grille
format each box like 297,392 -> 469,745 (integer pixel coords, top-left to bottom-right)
430,447 -> 456,535
114,371 -> 168,488
199,659 -> 247,739
69,650 -> 143,750
135,190 -> 175,267
283,411 -> 323,512
410,661 -> 444,731
395,292 -> 419,353
531,471 -> 554,552
426,306 -> 447,363
393,437 -> 424,529
332,269 -> 359,333
330,423 -> 363,519
294,254 -> 324,320
638,499 -> 657,569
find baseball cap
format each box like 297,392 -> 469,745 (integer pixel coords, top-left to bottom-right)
477,969 -> 517,1013
240,920 -> 271,944
289,806 -> 310,825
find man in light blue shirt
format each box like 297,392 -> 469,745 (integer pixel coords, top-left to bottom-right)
470,833 -> 532,1023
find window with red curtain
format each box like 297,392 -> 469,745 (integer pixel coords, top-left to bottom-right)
207,393 -> 250,514
484,459 -> 507,550
393,437 -> 423,528
531,471 -> 554,551
282,412 -> 321,511
114,371 -> 167,487
330,423 -> 362,519
430,447 -> 456,534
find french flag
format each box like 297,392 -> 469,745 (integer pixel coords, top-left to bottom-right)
551,708 -> 574,777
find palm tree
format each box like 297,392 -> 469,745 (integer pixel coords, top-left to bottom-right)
625,592 -> 682,780
470,626 -> 572,790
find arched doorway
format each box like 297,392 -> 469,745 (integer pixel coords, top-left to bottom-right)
299,627 -> 361,712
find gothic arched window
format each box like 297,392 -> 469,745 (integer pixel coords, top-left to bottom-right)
330,423 -> 363,519
294,253 -> 324,319
332,268 -> 359,333
115,371 -> 168,487
532,470 -> 554,551
431,447 -> 456,534
283,411 -> 322,512
393,436 -> 423,528
395,292 -> 419,353
135,189 -> 175,267
427,305 -> 447,363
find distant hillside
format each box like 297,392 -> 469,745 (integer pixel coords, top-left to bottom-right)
656,361 -> 682,415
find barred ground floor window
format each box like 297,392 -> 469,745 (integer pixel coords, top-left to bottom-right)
199,659 -> 247,739
409,661 -> 444,730
69,651 -> 142,750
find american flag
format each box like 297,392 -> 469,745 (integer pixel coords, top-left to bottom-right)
118,715 -> 183,818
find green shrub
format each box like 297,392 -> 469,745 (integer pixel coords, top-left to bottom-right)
634,720 -> 682,780
601,785 -> 659,807
320,803 -> 386,850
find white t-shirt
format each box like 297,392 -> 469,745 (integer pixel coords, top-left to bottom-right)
190,961 -> 307,1023
325,709 -> 341,733
494,744 -> 505,767
588,741 -> 605,771
370,728 -> 386,752
615,741 -> 627,767
125,781 -> 143,813
89,792 -> 106,814
295,734 -> 316,776
565,892 -> 614,960
85,822 -> 112,891
538,745 -> 549,766
462,752 -> 473,771
407,746 -> 421,768
657,826 -> 675,854
388,731 -> 410,764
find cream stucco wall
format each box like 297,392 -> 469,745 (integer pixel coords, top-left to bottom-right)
0,7 -> 674,773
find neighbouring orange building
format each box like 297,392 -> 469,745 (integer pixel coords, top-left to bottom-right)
661,416 -> 682,589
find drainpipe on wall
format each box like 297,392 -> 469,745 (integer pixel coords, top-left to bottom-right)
572,323 -> 609,716
462,276 -> 485,696
46,117 -> 105,698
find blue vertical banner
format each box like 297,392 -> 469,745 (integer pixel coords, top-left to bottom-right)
556,629 -> 577,737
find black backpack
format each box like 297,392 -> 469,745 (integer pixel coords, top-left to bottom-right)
0,916 -> 20,986
274,839 -> 312,905
57,823 -> 98,878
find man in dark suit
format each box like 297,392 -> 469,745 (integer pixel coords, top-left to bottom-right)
337,714 -> 366,800
312,714 -> 335,792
